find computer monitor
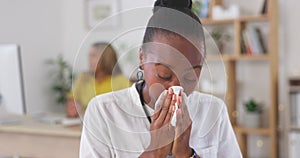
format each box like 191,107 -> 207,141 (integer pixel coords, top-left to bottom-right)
0,44 -> 26,114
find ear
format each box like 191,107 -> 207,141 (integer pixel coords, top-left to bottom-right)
139,48 -> 144,70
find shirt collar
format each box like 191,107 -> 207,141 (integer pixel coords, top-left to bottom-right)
129,83 -> 154,115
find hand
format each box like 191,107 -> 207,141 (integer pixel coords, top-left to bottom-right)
172,90 -> 193,157
66,99 -> 79,118
140,89 -> 176,158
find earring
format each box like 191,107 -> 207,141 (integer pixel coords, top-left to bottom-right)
136,65 -> 144,81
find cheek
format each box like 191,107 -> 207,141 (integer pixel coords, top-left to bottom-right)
182,73 -> 201,95
143,66 -> 158,85
182,83 -> 197,95
143,66 -> 167,89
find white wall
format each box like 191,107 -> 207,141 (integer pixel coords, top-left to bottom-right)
61,0 -> 154,74
0,0 -> 154,114
0,0 -> 63,113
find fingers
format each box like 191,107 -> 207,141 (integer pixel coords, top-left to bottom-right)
163,94 -> 176,125
154,90 -> 167,112
152,90 -> 167,122
177,89 -> 184,109
168,124 -> 176,133
156,88 -> 174,126
176,93 -> 191,130
177,89 -> 189,116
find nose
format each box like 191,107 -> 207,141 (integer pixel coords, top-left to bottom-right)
166,76 -> 180,89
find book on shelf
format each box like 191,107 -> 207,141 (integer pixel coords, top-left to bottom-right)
241,30 -> 253,55
241,26 -> 266,55
290,92 -> 300,126
261,0 -> 268,14
240,33 -> 247,54
255,28 -> 267,53
248,27 -> 264,54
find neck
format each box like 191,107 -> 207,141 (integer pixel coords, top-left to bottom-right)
142,85 -> 155,109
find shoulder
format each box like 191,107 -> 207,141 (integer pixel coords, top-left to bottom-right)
188,91 -> 227,137
113,74 -> 128,80
94,87 -> 130,103
112,75 -> 129,83
111,75 -> 131,89
75,72 -> 93,82
87,87 -> 132,111
85,86 -> 143,128
188,91 -> 225,113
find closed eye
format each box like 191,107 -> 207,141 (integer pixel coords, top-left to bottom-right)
184,76 -> 197,83
157,73 -> 172,81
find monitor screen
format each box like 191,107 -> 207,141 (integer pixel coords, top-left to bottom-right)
0,44 -> 26,114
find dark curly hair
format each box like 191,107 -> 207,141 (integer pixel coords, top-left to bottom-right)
142,0 -> 205,56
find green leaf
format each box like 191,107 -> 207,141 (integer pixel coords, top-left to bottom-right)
52,85 -> 62,91
244,99 -> 262,113
47,54 -> 74,106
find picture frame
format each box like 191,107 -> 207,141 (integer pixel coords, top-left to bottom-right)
86,0 -> 120,29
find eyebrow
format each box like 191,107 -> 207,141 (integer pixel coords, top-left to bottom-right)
155,63 -> 201,70
184,65 -> 202,71
154,63 -> 174,69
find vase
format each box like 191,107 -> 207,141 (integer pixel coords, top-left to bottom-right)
243,112 -> 261,128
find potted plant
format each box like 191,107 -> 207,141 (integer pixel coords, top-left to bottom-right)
243,98 -> 263,128
46,54 -> 73,106
192,0 -> 202,17
210,28 -> 231,53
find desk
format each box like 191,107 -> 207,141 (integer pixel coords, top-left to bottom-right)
0,114 -> 81,158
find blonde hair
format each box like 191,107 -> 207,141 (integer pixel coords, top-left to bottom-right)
92,42 -> 121,76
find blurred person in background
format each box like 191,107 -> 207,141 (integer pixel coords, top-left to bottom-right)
66,42 -> 130,118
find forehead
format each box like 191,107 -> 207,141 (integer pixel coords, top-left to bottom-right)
143,35 -> 203,68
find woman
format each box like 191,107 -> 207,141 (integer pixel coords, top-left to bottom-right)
67,42 -> 130,118
80,0 -> 242,157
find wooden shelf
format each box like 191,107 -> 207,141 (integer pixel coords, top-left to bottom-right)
201,18 -> 234,25
289,126 -> 300,131
202,0 -> 278,157
237,54 -> 269,60
235,127 -> 270,135
286,78 -> 300,158
206,54 -> 234,61
238,14 -> 269,22
201,14 -> 268,25
289,76 -> 300,80
206,54 -> 269,61
289,86 -> 300,92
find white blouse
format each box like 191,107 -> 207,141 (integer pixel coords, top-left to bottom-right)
80,84 -> 242,158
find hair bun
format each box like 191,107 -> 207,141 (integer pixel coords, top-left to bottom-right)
154,0 -> 192,12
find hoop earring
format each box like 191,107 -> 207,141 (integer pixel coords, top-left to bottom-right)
136,65 -> 144,81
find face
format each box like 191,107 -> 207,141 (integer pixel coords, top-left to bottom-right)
88,46 -> 101,73
140,34 -> 204,99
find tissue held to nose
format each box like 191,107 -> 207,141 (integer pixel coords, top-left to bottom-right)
170,86 -> 183,126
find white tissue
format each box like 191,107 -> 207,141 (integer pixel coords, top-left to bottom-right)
170,86 -> 183,126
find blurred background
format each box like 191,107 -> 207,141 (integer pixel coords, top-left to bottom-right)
0,0 -> 299,158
